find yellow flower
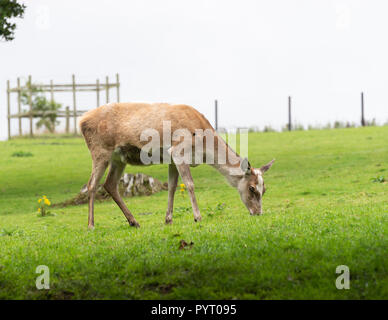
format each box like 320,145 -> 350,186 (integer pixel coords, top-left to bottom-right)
37,208 -> 41,213
38,199 -> 42,203
44,198 -> 51,206
180,184 -> 185,189
43,195 -> 47,199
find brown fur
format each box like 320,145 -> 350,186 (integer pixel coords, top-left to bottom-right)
80,102 -> 274,229
80,102 -> 214,152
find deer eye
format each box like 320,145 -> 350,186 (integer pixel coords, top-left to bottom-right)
249,185 -> 256,193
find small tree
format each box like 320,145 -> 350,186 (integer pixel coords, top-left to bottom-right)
32,96 -> 62,133
20,82 -> 62,133
0,0 -> 26,41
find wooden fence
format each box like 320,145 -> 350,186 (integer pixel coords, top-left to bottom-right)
6,74 -> 120,139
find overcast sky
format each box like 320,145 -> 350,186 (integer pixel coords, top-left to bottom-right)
1,0 -> 388,140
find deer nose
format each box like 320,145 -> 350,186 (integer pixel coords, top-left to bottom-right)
249,209 -> 262,216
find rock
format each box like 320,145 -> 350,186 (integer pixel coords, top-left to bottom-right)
55,173 -> 168,207
119,173 -> 167,197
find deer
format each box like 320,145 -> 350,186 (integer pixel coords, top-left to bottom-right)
79,102 -> 275,229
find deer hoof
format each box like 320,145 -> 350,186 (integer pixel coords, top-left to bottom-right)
130,221 -> 140,228
165,219 -> 173,225
194,216 -> 202,222
87,224 -> 95,230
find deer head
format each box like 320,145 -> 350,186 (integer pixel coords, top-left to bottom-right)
237,158 -> 275,215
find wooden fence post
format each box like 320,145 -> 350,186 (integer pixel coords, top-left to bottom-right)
72,74 -> 77,135
7,80 -> 11,140
50,79 -> 55,132
17,77 -> 21,136
361,92 -> 365,127
96,79 -> 100,107
6,75 -> 123,138
66,106 -> 70,134
116,73 -> 120,102
214,99 -> 218,131
288,96 -> 292,131
106,76 -> 109,103
28,75 -> 33,137
50,80 -> 54,102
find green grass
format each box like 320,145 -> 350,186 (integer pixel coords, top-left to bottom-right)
0,127 -> 387,299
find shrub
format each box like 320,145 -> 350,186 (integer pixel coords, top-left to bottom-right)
371,176 -> 386,183
20,81 -> 62,133
365,118 -> 377,127
11,151 -> 33,157
263,125 -> 276,132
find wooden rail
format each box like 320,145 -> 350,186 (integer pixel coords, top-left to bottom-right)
6,74 -> 120,139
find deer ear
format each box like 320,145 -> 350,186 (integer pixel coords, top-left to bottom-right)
241,158 -> 252,174
260,159 -> 275,173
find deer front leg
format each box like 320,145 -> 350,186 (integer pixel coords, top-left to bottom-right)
103,159 -> 140,228
165,163 -> 179,224
174,162 -> 202,222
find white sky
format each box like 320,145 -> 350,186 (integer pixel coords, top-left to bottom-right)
1,0 -> 388,140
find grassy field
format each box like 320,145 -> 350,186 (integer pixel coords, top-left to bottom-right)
0,127 -> 387,299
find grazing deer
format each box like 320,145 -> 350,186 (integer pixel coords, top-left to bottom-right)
80,102 -> 274,229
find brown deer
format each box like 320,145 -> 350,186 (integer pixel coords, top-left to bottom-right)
80,102 -> 274,229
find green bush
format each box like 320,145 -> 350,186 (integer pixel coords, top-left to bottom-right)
11,151 -> 33,157
20,82 -> 62,133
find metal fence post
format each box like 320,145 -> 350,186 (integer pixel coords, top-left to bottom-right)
361,92 -> 365,126
288,96 -> 292,131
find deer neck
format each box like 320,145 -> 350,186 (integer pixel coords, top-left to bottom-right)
208,134 -> 244,188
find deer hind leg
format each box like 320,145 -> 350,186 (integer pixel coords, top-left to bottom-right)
103,159 -> 140,228
171,159 -> 202,222
165,163 -> 179,224
87,151 -> 111,229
